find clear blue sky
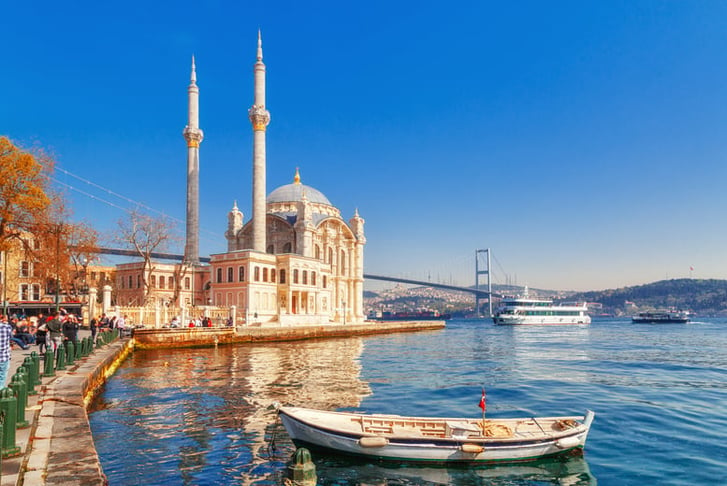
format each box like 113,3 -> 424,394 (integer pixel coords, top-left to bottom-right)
3,1 -> 727,291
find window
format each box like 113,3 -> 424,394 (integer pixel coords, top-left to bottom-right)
20,284 -> 29,300
20,261 -> 30,277
254,266 -> 260,281
271,268 -> 276,282
185,277 -> 191,290
169,276 -> 175,289
120,276 -> 125,289
263,268 -> 268,282
279,269 -> 286,284
302,270 -> 308,285
129,275 -> 133,288
340,250 -> 346,275
227,267 -> 233,283
32,284 -> 40,301
311,272 -> 316,286
160,276 -> 165,289
315,245 -> 321,260
323,276 -> 327,288
283,242 -> 292,253
267,244 -> 274,254
137,275 -> 141,288
150,275 -> 156,288
217,268 -> 223,283
293,269 -> 299,284
238,266 -> 245,282
328,248 -> 332,264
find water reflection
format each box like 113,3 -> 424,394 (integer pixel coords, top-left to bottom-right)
311,452 -> 596,485
89,338 -> 370,485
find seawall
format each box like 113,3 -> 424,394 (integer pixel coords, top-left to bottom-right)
133,320 -> 445,348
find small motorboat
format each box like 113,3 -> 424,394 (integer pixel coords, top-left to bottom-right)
277,406 -> 595,464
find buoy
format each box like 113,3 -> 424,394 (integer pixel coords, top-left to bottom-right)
358,436 -> 389,448
461,443 -> 484,454
555,436 -> 581,449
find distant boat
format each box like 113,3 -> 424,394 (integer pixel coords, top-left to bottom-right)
277,406 -> 595,464
632,310 -> 690,324
493,286 -> 590,325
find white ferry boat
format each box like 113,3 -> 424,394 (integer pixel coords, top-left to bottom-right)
493,287 -> 591,326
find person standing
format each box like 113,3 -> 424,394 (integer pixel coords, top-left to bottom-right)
0,315 -> 13,388
90,315 -> 98,343
46,310 -> 64,351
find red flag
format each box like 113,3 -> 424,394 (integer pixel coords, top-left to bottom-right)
478,388 -> 486,412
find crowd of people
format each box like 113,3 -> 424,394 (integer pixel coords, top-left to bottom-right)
0,309 -> 134,387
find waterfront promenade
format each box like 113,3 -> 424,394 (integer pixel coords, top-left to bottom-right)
1,329 -> 130,486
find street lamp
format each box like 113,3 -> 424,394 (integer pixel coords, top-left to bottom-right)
55,223 -> 62,312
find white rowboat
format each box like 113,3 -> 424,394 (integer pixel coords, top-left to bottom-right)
278,406 -> 595,464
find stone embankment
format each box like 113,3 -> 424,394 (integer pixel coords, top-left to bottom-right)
1,320 -> 444,485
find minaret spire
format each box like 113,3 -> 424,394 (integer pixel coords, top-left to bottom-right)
183,55 -> 204,264
249,31 -> 271,252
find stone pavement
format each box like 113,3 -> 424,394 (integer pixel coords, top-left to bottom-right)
0,329 -> 128,486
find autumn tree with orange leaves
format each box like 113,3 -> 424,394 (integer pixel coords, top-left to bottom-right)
0,136 -> 99,304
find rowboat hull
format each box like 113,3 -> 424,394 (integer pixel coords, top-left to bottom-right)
278,406 -> 595,464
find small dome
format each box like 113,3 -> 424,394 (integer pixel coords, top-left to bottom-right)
266,169 -> 332,206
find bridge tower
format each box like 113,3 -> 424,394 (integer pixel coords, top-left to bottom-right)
475,249 -> 492,317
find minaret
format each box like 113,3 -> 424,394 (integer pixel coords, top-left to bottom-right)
183,56 -> 204,264
248,31 -> 271,253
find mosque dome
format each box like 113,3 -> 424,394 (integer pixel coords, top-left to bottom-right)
266,169 -> 333,206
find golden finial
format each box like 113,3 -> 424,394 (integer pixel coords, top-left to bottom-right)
294,167 -> 301,185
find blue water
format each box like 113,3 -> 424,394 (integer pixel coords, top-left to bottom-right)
88,318 -> 727,485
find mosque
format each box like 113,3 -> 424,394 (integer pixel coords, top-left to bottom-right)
117,33 -> 366,325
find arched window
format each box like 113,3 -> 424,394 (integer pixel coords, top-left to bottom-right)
315,245 -> 321,260
311,272 -> 316,286
238,266 -> 245,282
271,268 -> 276,282
151,275 -> 156,288
227,267 -> 233,282
323,276 -> 327,288
302,270 -> 308,285
283,242 -> 292,253
267,244 -> 274,254
137,275 -> 141,288
185,277 -> 190,290
169,276 -> 174,289
293,269 -> 299,284
327,248 -> 333,264
217,268 -> 223,283
263,268 -> 269,282
340,250 -> 346,275
279,269 -> 286,284
128,275 -> 133,288
159,276 -> 165,289
254,266 -> 260,281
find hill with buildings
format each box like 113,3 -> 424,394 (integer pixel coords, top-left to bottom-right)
564,279 -> 727,317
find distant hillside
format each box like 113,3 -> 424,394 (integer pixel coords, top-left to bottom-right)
564,279 -> 727,316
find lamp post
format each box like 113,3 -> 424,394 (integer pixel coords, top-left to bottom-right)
2,249 -> 8,317
54,223 -> 62,312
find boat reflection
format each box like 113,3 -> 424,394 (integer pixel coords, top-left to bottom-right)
312,452 -> 597,485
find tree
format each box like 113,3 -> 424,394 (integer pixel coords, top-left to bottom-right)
115,209 -> 179,305
0,136 -> 53,253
